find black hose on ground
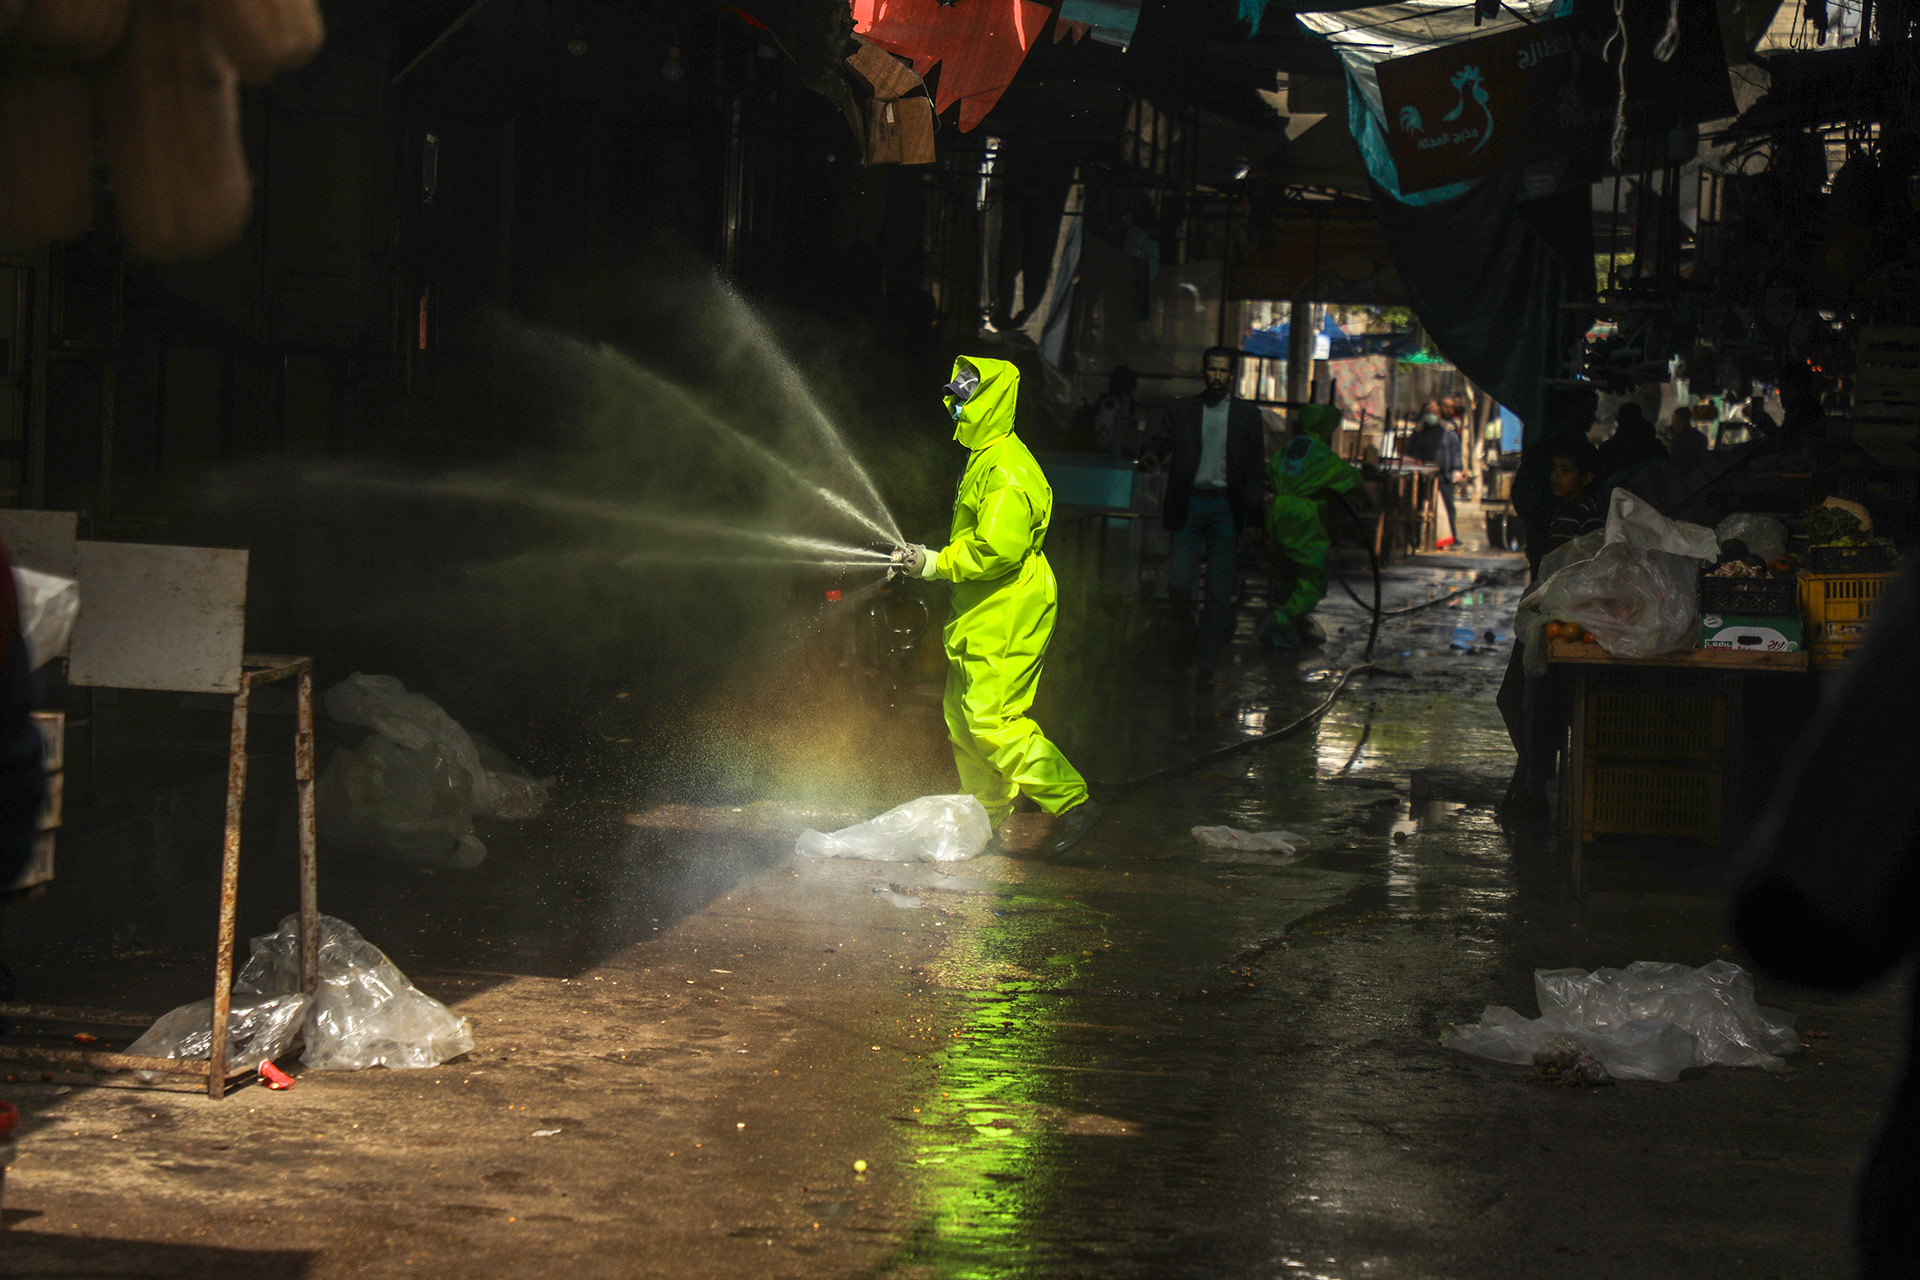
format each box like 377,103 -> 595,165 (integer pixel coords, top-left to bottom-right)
1090,663 -> 1377,797
1090,493 -> 1388,797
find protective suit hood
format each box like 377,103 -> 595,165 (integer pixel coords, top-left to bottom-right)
947,356 -> 1019,450
1298,403 -> 1341,444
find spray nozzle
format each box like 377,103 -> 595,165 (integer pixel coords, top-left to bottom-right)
887,543 -> 932,582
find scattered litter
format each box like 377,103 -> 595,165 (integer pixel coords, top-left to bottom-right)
70,1033 -> 96,1044
531,1128 -> 561,1137
1444,961 -> 1799,1083
795,795 -> 990,863
317,674 -> 551,868
1191,826 -> 1306,857
237,914 -> 474,1071
259,1061 -> 295,1090
872,886 -> 924,909
126,992 -> 312,1077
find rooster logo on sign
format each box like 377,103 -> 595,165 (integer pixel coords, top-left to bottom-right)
1397,105 -> 1424,136
1442,64 -> 1494,154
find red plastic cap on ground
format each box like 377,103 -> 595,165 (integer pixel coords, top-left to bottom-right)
0,1101 -> 19,1134
826,590 -> 842,602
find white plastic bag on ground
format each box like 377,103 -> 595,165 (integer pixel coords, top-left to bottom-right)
795,795 -> 991,863
324,674 -> 548,821
316,733 -> 486,868
237,914 -> 474,1071
12,567 -> 78,671
1192,826 -> 1306,855
126,991 -> 312,1075
1444,960 -> 1798,1083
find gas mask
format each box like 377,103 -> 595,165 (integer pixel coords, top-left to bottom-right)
944,358 -> 981,421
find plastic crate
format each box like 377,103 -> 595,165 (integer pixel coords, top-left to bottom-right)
1585,689 -> 1726,763
1803,543 -> 1898,574
1800,570 -> 1897,668
1584,762 -> 1723,843
1699,573 -> 1798,617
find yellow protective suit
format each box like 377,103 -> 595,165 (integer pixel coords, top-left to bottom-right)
930,357 -> 1089,819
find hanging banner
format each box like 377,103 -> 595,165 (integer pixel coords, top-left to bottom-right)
1375,6 -> 1734,194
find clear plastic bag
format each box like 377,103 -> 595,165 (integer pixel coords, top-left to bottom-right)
12,567 -> 78,671
237,914 -> 474,1071
1444,960 -> 1799,1083
1518,491 -> 1715,665
315,733 -> 486,868
794,795 -> 991,863
1714,513 -> 1787,563
126,991 -> 312,1075
1191,826 -> 1306,855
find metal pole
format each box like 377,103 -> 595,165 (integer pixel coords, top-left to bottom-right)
208,680 -> 250,1099
295,664 -> 318,993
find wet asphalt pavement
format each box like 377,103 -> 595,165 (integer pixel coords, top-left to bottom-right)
0,546 -> 1903,1278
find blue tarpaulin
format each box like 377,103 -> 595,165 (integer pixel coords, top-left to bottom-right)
1244,315 -> 1414,361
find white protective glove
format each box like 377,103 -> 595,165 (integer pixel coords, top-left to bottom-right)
896,544 -> 939,580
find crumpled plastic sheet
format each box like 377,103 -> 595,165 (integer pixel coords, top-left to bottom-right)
1192,826 -> 1306,859
125,991 -> 312,1076
795,795 -> 991,863
238,914 -> 474,1071
12,567 -> 78,671
324,674 -> 549,821
316,733 -> 486,869
317,674 -> 551,867
1444,960 -> 1800,1083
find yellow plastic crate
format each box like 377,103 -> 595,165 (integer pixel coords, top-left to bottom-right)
1585,690 -> 1725,763
1585,762 -> 1723,843
1799,571 -> 1897,668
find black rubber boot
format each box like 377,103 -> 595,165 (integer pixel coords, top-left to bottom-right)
1047,799 -> 1102,856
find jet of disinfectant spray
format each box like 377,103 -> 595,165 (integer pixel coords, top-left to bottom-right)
709,280 -> 905,547
348,474 -> 892,569
601,348 -> 900,549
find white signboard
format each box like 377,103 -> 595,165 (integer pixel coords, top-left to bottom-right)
68,542 -> 248,694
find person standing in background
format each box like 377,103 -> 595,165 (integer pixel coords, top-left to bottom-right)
1143,347 -> 1266,690
1405,405 -> 1462,548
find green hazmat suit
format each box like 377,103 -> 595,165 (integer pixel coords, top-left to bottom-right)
927,356 -> 1088,819
1266,404 -> 1361,628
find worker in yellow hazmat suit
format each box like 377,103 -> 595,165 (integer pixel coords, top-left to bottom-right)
895,356 -> 1100,855
1264,402 -> 1361,650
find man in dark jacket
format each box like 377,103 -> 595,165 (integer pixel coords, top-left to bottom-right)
1145,346 -> 1265,688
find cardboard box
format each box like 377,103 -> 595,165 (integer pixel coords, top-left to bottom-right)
1701,613 -> 1802,653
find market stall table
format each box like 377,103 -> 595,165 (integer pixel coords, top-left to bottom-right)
1546,638 -> 1810,895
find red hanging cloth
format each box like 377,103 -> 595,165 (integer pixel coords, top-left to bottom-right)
853,0 -> 1048,132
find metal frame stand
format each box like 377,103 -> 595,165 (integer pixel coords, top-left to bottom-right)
0,656 -> 319,1098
